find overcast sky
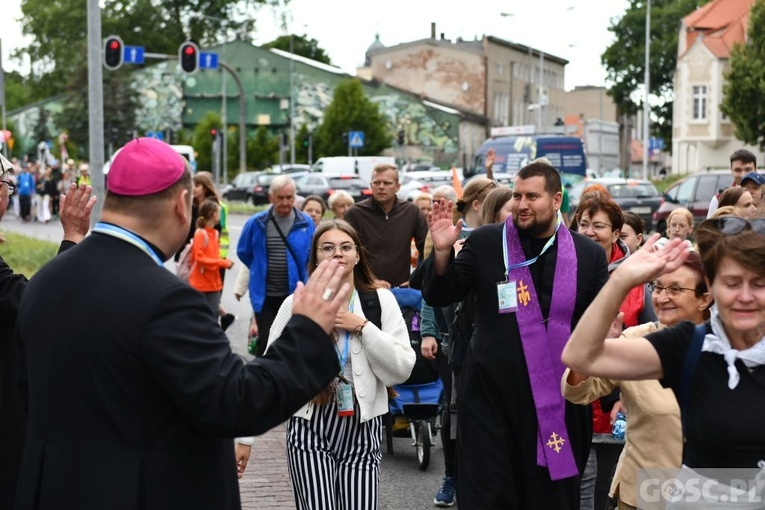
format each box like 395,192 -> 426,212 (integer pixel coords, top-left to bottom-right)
1,0 -> 630,91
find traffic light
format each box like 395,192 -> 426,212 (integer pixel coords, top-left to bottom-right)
103,35 -> 124,71
210,128 -> 218,140
397,129 -> 405,145
179,41 -> 200,74
303,132 -> 313,148
342,132 -> 349,146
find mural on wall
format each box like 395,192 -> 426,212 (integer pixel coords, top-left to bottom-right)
9,100 -> 63,158
290,73 -> 460,165
131,63 -> 186,134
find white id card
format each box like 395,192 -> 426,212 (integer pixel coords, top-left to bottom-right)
497,280 -> 517,314
336,382 -> 355,417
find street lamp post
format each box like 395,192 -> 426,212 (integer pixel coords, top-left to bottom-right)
643,0 -> 651,180
289,34 -> 296,165
500,8 -> 572,133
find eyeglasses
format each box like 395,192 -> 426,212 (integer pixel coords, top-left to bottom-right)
578,221 -> 613,232
318,243 -> 357,255
702,216 -> 765,236
0,181 -> 15,196
649,283 -> 697,298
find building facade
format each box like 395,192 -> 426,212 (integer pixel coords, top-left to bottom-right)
672,0 -> 762,175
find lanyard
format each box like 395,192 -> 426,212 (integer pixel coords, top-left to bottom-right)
336,290 -> 357,373
93,222 -> 165,266
502,212 -> 563,280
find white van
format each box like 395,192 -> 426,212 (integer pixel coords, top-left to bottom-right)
103,144 -> 198,174
311,156 -> 396,183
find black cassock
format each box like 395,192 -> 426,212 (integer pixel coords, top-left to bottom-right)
15,232 -> 339,510
419,223 -> 608,510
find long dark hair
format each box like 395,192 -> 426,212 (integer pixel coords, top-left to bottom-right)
308,220 -> 378,292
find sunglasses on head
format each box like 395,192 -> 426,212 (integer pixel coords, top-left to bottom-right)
702,216 -> 765,236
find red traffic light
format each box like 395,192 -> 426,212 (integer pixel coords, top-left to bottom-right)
103,35 -> 124,71
210,129 -> 218,139
179,41 -> 199,74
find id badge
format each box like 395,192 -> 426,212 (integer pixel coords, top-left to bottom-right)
335,382 -> 355,417
497,280 -> 517,314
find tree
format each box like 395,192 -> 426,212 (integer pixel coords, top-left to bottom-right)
192,112 -> 222,172
601,0 -> 711,146
4,71 -> 35,111
247,126 -> 279,170
314,79 -> 391,158
262,34 -> 332,65
720,0 -> 765,150
16,0 -> 279,102
54,65 -> 139,159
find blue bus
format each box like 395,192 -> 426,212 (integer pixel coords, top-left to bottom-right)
466,135 -> 587,179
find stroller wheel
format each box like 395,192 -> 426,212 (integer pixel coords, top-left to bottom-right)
416,421 -> 431,471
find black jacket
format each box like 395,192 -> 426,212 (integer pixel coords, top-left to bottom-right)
15,232 -> 339,510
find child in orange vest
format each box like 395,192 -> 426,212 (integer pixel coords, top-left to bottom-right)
189,199 -> 234,317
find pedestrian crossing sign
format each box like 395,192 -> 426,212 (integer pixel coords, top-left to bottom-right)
349,131 -> 365,148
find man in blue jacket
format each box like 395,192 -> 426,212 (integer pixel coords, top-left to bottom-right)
237,175 -> 315,356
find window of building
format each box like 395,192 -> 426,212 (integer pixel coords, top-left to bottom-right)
692,85 -> 707,120
494,92 -> 509,126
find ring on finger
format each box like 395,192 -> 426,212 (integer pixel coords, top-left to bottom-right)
322,288 -> 335,301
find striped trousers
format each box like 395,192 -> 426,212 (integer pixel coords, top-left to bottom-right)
286,401 -> 383,510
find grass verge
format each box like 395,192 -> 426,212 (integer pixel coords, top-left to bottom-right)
0,232 -> 59,277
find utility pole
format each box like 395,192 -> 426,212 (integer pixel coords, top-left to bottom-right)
289,34 -> 296,165
87,0 -> 105,224
0,38 -> 6,158
643,0 -> 651,180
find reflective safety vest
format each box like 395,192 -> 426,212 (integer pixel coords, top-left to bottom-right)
219,202 -> 230,258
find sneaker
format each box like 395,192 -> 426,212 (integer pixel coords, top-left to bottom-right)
221,313 -> 236,332
434,476 -> 455,507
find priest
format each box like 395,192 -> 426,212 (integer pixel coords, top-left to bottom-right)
419,161 -> 609,509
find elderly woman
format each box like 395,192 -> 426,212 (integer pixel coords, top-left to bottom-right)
563,218 -> 765,506
563,251 -> 712,510
328,190 -> 354,220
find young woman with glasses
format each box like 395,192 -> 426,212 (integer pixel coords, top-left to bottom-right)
563,217 -> 765,506
242,220 -> 415,509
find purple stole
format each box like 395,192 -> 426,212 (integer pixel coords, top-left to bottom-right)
504,216 -> 579,480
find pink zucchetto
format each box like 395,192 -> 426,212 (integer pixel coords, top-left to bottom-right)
107,138 -> 186,196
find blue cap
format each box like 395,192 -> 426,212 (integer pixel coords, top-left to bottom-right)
741,172 -> 765,187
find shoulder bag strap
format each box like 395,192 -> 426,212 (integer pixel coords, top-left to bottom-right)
679,323 -> 707,431
269,215 -> 305,281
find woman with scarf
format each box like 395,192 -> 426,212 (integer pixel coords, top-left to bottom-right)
563,217 -> 765,508
563,251 -> 711,509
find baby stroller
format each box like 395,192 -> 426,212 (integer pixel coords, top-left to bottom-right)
385,288 -> 445,471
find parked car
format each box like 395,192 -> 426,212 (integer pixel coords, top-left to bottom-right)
294,174 -> 372,203
396,170 -> 453,201
256,171 -> 311,204
267,164 -> 312,174
569,178 -> 662,229
652,170 -> 733,234
222,171 -> 260,202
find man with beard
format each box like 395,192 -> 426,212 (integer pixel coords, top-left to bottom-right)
419,161 -> 609,509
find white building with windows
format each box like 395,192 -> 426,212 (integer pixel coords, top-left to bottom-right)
671,0 -> 762,175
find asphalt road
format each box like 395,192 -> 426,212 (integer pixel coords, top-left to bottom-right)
3,210 -> 457,509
